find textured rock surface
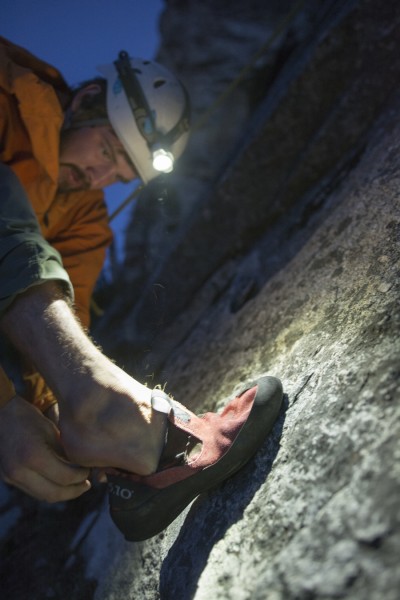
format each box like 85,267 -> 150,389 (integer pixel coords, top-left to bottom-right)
94,0 -> 323,326
0,1 -> 399,599
93,87 -> 400,600
96,0 -> 399,379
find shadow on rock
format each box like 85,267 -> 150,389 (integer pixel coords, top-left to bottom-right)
159,395 -> 288,600
0,483 -> 106,600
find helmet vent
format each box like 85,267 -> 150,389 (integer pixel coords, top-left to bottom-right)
154,79 -> 166,89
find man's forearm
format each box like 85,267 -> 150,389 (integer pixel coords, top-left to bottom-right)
0,281 -> 105,406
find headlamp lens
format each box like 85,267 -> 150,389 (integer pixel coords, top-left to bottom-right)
152,148 -> 174,173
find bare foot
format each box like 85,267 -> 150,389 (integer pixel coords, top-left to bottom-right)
58,358 -> 168,475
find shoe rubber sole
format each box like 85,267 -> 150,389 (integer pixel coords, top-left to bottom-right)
108,375 -> 283,541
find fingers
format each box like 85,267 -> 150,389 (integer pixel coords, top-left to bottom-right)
7,469 -> 91,503
0,450 -> 92,503
93,468 -> 108,483
43,434 -> 92,487
32,451 -> 91,488
0,396 -> 91,502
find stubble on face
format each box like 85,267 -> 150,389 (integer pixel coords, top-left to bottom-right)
58,125 -> 137,192
58,163 -> 90,193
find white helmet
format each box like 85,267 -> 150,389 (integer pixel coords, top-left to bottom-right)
97,51 -> 190,184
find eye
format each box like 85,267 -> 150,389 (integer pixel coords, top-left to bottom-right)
102,145 -> 112,160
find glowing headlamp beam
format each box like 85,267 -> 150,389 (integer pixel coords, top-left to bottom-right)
152,148 -> 174,173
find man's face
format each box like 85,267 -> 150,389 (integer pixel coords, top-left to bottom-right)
58,125 -> 137,193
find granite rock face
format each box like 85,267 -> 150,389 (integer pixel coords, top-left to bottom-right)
0,1 -> 399,599
95,0 -> 324,325
95,83 -> 400,600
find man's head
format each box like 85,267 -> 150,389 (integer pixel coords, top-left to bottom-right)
59,54 -> 190,193
59,81 -> 137,192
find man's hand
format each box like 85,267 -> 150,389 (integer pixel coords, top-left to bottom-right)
0,396 -> 91,502
0,282 -> 167,477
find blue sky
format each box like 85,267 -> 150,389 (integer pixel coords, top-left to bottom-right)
3,0 -> 164,268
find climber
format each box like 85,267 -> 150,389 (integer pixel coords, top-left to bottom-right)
0,37 -> 283,538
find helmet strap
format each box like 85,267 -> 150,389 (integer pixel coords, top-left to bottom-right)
114,51 -> 158,145
114,51 -> 190,153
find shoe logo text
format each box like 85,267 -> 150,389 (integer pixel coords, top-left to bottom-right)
108,482 -> 134,500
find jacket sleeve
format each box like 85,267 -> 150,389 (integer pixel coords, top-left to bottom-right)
0,164 -> 74,316
47,189 -> 113,329
0,163 -> 74,411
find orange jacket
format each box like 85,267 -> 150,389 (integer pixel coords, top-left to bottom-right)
0,37 -> 113,411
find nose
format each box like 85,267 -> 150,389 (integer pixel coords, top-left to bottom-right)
86,164 -> 116,189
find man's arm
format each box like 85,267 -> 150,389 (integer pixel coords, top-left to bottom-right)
0,281 -> 167,477
0,164 -> 166,501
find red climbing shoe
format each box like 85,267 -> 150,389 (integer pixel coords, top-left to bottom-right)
107,375 -> 283,541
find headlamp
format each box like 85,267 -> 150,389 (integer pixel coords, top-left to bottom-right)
114,51 -> 190,180
152,147 -> 174,173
